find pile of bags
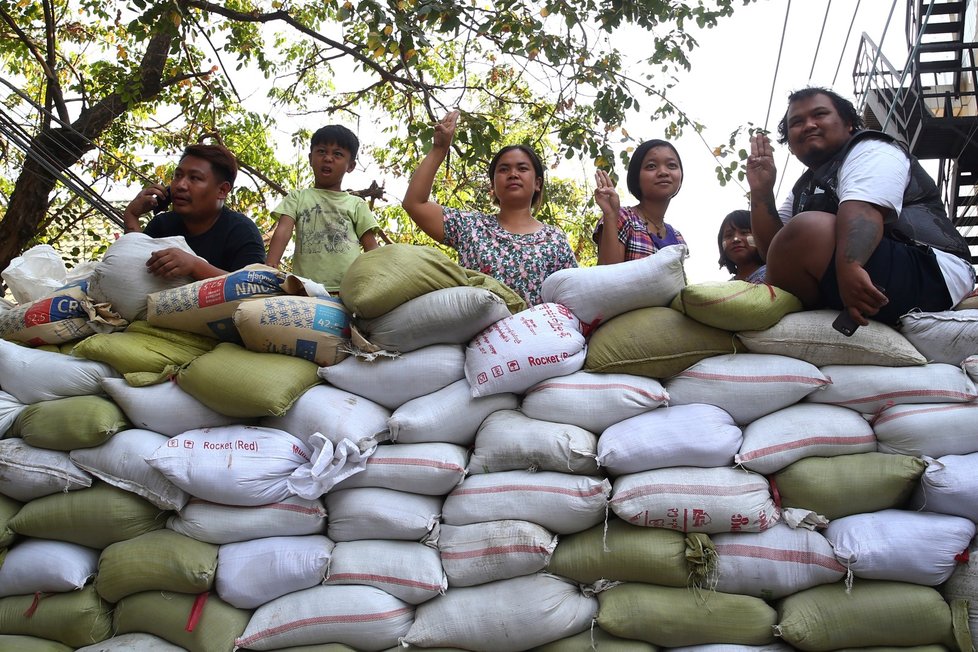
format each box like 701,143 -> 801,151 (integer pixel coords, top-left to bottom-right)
1,236 -> 977,652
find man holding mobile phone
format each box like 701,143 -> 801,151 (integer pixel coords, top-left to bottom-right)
745,87 -> 974,330
122,143 -> 265,280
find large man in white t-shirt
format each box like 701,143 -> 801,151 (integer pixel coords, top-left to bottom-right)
746,86 -> 974,327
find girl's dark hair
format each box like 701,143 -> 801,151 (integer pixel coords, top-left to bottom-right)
488,145 -> 545,208
626,139 -> 683,200
717,209 -> 763,274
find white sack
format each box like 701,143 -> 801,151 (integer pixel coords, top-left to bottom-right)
69,428 -> 189,511
540,244 -> 686,330
736,403 -> 877,475
102,377 -> 240,436
898,309 -> 978,365
711,523 -> 846,600
610,466 -> 779,534
334,442 -> 468,495
325,487 -> 441,542
597,403 -> 741,476
216,534 -> 334,609
1,244 -> 68,304
464,303 -> 585,397
387,378 -> 518,446
521,370 -> 669,433
825,509 -> 975,586
146,425 -> 311,507
468,409 -> 598,475
75,633 -> 187,651
235,584 -> 413,651
873,402 -> 978,457
261,383 -> 390,447
438,520 -> 557,588
403,573 -> 596,652
665,353 -> 830,424
356,286 -> 513,352
167,496 -> 326,544
326,539 -> 447,604
318,343 -> 465,410
0,438 -> 91,501
0,339 -> 119,404
913,453 -> 978,521
0,539 -> 99,597
287,432 -> 376,499
0,390 -> 25,436
442,471 -> 610,535
807,363 -> 977,413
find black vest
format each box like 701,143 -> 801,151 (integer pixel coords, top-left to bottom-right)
790,130 -> 971,261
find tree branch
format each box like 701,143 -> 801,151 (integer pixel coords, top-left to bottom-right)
0,4 -> 70,122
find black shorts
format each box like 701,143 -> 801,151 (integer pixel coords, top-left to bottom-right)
818,237 -> 952,325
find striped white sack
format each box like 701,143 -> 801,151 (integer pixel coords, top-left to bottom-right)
325,487 -> 442,542
912,453 -> 978,522
468,409 -> 598,475
665,353 -> 830,425
0,438 -> 91,502
442,471 -> 610,535
805,363 -> 978,414
325,539 -> 447,604
216,535 -> 334,609
438,520 -> 557,588
166,495 -> 326,545
333,441 -> 468,495
610,466 -> 780,534
597,403 -> 742,476
521,370 -> 669,433
873,402 -> 978,457
711,523 -> 846,600
261,383 -> 390,448
235,584 -> 413,651
735,403 -> 877,475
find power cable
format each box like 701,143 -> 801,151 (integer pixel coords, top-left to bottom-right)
763,0 -> 792,131
832,0 -> 862,85
808,0 -> 834,82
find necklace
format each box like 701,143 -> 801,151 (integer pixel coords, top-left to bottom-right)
635,207 -> 666,238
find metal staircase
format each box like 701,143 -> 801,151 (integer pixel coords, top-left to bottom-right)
853,0 -> 978,262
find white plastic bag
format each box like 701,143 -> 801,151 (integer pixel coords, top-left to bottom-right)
1,244 -> 67,304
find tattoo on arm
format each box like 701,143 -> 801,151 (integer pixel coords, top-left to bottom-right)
843,211 -> 883,265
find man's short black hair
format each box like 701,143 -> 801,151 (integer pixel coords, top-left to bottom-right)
776,86 -> 864,144
181,143 -> 238,186
311,125 -> 360,161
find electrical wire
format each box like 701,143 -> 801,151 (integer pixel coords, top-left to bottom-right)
808,0 -> 834,82
763,0 -> 793,132
832,0 -> 862,85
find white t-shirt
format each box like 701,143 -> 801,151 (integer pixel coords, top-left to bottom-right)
779,139 -> 974,305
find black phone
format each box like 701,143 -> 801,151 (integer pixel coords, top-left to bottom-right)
832,284 -> 886,337
153,186 -> 172,214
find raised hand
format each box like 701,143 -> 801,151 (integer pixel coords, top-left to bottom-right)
746,132 -> 777,196
593,169 -> 620,217
433,110 -> 460,151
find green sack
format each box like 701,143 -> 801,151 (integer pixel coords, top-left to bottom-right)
0,635 -> 73,652
776,581 -> 955,650
0,493 -> 21,548
71,320 -> 216,375
113,591 -> 251,652
96,529 -> 218,603
0,585 -> 111,648
597,582 -> 777,647
177,342 -> 320,418
339,244 -> 525,319
548,518 -> 714,587
773,452 -> 926,520
531,627 -> 659,651
585,307 -> 743,379
9,482 -> 166,549
670,280 -> 803,331
11,395 -> 129,451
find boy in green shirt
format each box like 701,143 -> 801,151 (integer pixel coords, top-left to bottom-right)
266,125 -> 380,290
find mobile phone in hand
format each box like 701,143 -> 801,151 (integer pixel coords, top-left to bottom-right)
832,284 -> 886,337
153,186 -> 172,214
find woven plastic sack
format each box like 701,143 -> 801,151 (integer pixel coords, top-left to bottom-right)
775,581 -> 956,650
334,442 -> 467,495
216,534 -> 333,609
9,482 -> 165,549
94,529 -> 217,603
0,284 -> 123,345
101,378 -> 240,437
585,307 -> 742,379
0,585 -> 111,648
355,286 -> 513,353
0,390 -> 25,438
913,453 -> 978,521
665,353 -> 830,425
387,378 -> 517,446
0,635 -> 73,652
339,243 -> 525,319
113,591 -> 250,652
70,319 -> 215,375
262,383 -> 390,448
0,438 -> 91,502
772,452 -> 927,520
176,341 -> 320,418
521,370 -> 669,433
547,517 -> 711,587
738,310 -> 927,367
233,294 -> 351,366
11,394 -> 129,451
671,280 -> 803,331
898,309 -> 978,365
403,574 -> 596,652
1,244 -> 67,304
468,409 -> 598,475
807,362 -> 977,413
326,539 -> 447,604
597,582 -> 777,647
236,584 -> 413,651
75,633 -> 186,651
325,487 -> 442,542
0,494 -> 20,549
597,403 -> 741,475
167,495 -> 326,544
873,402 -> 978,457
0,339 -> 119,403
735,403 -> 877,475
943,538 -> 978,645
439,520 -> 557,588
541,244 -> 687,331
533,627 -> 660,651
0,539 -> 99,597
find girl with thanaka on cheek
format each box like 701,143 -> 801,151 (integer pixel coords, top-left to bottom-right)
718,209 -> 766,283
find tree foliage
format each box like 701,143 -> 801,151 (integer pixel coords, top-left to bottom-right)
0,0 -> 753,274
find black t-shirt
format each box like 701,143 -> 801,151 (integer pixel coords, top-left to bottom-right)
143,207 -> 266,273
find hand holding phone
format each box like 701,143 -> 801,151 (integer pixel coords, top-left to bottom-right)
153,186 -> 172,214
832,284 -> 886,337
